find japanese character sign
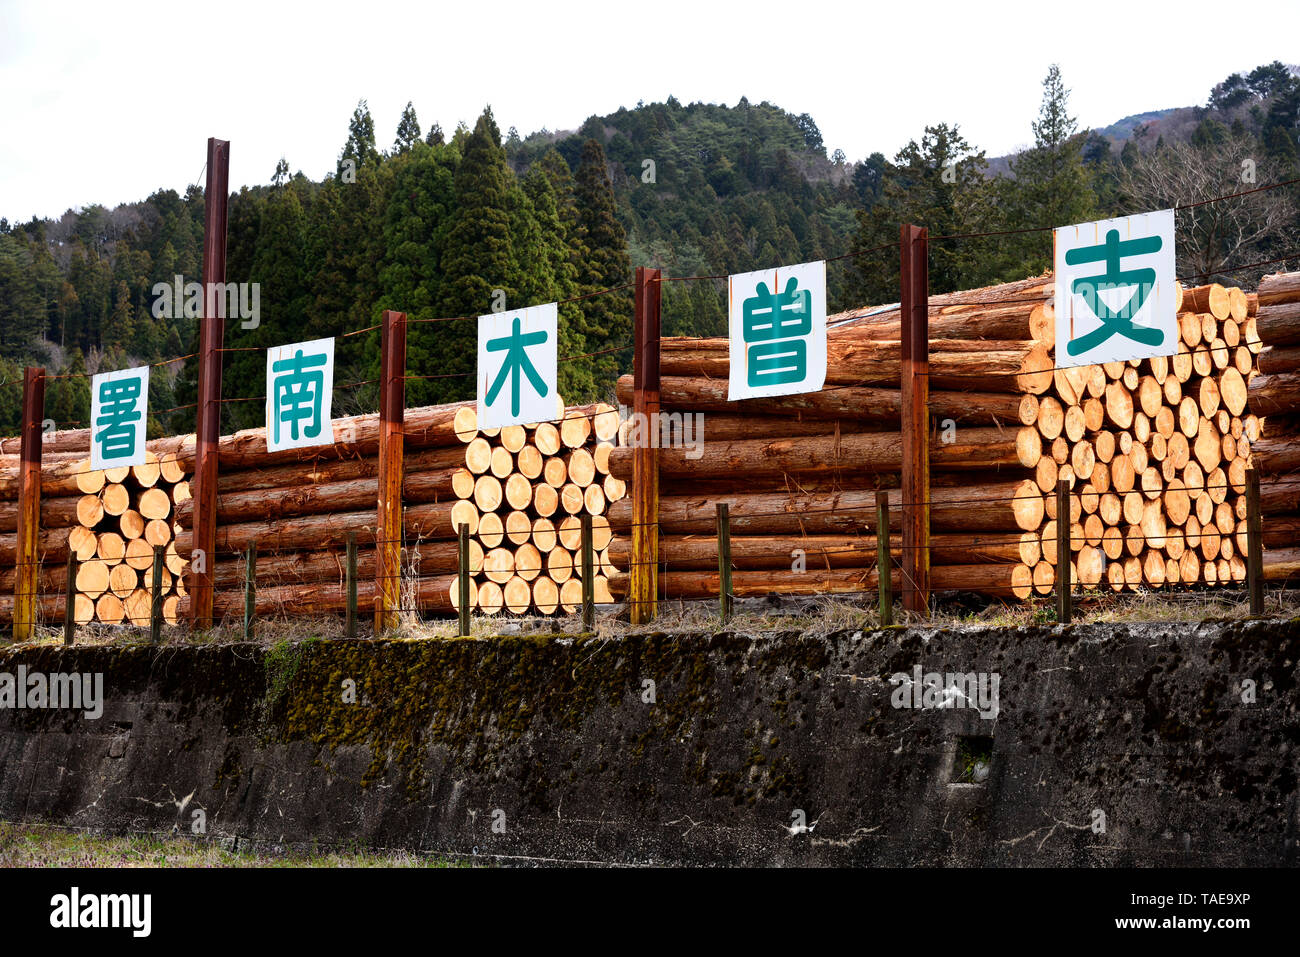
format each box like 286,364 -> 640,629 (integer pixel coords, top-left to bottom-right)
478,303 -> 558,429
266,337 -> 335,452
90,366 -> 150,470
1054,210 -> 1176,367
728,260 -> 827,400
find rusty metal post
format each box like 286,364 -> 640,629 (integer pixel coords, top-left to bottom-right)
376,309 -> 407,634
630,266 -> 661,624
189,137 -> 230,630
899,224 -> 930,616
11,368 -> 45,642
1246,468 -> 1264,615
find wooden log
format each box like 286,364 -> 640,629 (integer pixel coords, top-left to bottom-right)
659,337 -> 1054,394
533,483 -> 559,518
611,531 -> 1029,571
1254,301 -> 1300,346
617,375 -> 1023,425
173,500 -> 469,556
1248,371 -> 1300,417
534,422 -> 561,456
1182,284 -> 1231,320
179,574 -> 470,619
609,480 -> 1044,536
616,562 -> 1033,600
607,428 -> 1020,482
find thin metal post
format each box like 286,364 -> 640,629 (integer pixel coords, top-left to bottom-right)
190,136 -> 230,630
243,541 -> 256,641
716,503 -> 732,623
1246,468 -> 1264,615
876,490 -> 893,626
899,224 -> 930,615
345,531 -> 358,639
150,545 -> 164,644
581,513 -> 595,629
457,523 -> 471,637
63,552 -> 77,646
1056,480 -> 1072,623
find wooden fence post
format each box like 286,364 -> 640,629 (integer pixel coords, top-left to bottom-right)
12,367 -> 45,642
875,490 -> 893,626
457,523 -> 471,638
1056,480 -> 1072,623
899,224 -> 930,616
1246,468 -> 1264,615
630,266 -> 662,624
150,545 -> 164,645
581,512 -> 595,630
189,136 -> 230,630
716,503 -> 732,623
63,552 -> 77,646
376,309 -> 407,634
345,531 -> 358,639
243,541 -> 256,641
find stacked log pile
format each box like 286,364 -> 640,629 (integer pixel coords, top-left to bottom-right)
167,399 -> 627,621
1248,270 -> 1300,582
1015,282 -> 1260,594
607,275 -> 1271,603
460,402 -> 625,616
0,452 -> 189,626
608,276 -> 1057,602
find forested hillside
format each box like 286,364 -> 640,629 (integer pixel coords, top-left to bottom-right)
1,62 -> 1298,437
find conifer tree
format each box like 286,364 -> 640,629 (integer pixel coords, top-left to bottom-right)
571,139 -> 632,391
395,102 -> 422,153
435,109 -> 514,401
1001,65 -> 1096,273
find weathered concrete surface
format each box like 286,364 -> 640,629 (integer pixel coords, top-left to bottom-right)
0,619 -> 1297,866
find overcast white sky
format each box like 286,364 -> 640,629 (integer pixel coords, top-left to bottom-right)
3,0 -> 1299,224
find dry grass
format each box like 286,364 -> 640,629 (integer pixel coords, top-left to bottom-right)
5,587 -> 1297,654
0,821 -> 465,868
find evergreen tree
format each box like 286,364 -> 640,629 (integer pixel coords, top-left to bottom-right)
339,99 -> 380,178
394,102 -> 422,153
1001,65 -> 1097,274
846,123 -> 995,305
435,109 -> 514,401
571,139 -> 632,391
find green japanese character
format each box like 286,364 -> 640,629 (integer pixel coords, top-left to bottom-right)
1065,228 -> 1165,357
94,377 -> 143,461
271,349 -> 328,443
743,277 -> 812,343
485,317 -> 549,417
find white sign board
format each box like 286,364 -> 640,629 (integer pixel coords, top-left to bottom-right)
91,366 -> 150,470
1054,209 -> 1177,368
266,337 -> 335,453
478,302 -> 558,429
727,260 -> 827,400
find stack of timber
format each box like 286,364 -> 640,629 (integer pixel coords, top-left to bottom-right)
169,398 -> 627,620
607,275 -> 1057,602
1017,281 -> 1259,594
459,401 -> 625,616
173,400 -> 480,620
1248,270 -> 1300,583
607,275 -> 1270,602
0,451 -> 189,626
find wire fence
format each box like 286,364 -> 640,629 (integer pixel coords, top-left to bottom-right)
4,174 -> 1300,638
